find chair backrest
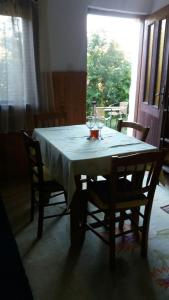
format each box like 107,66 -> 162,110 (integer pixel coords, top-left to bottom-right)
95,107 -> 105,118
109,151 -> 163,206
21,130 -> 44,185
119,101 -> 128,115
117,119 -> 150,142
34,111 -> 67,128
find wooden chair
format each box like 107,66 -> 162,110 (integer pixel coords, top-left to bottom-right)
119,101 -> 128,116
117,119 -> 150,142
159,139 -> 169,185
34,111 -> 67,128
95,107 -> 105,118
85,151 -> 163,267
21,130 -> 68,239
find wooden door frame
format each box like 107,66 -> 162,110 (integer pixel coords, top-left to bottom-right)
135,4 -> 169,120
134,18 -> 145,123
134,4 -> 169,146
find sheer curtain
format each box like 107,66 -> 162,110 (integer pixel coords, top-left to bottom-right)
0,0 -> 38,132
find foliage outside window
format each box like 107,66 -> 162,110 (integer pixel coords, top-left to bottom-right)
0,16 -> 23,105
87,33 -> 131,114
0,12 -> 38,132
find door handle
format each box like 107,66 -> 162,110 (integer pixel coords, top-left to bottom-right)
157,86 -> 166,107
155,92 -> 164,96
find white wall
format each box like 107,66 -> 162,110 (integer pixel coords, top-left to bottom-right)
152,0 -> 169,12
39,0 -> 88,71
88,0 -> 169,15
39,0 -> 51,71
39,0 -> 169,72
88,0 -> 152,15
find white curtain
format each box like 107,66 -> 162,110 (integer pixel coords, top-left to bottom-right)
0,0 -> 38,132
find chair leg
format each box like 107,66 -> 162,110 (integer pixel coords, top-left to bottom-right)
104,212 -> 110,227
130,208 -> 140,241
64,191 -> 68,205
30,187 -> 35,222
109,116 -> 112,128
70,190 -> 87,247
119,210 -> 125,231
141,226 -> 148,258
109,211 -> 116,268
141,208 -> 150,258
131,208 -> 140,226
37,203 -> 44,239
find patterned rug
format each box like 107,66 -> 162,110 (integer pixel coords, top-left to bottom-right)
161,204 -> 169,214
90,183 -> 169,300
99,225 -> 169,296
117,229 -> 169,298
121,185 -> 169,300
1,179 -> 169,300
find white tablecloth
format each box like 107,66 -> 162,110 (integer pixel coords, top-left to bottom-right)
32,124 -> 156,205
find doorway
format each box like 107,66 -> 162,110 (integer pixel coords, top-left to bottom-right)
136,5 -> 169,147
87,14 -> 141,128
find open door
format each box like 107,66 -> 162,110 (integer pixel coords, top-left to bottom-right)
135,5 -> 169,147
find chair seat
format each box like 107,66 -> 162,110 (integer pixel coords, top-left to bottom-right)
21,130 -> 67,238
33,165 -> 56,182
36,180 -> 64,193
88,179 -> 147,210
33,165 -> 64,195
86,151 -> 163,268
162,164 -> 169,175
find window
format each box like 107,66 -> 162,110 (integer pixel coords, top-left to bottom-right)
0,1 -> 38,132
143,19 -> 167,107
0,15 -> 37,105
154,19 -> 166,106
144,23 -> 154,102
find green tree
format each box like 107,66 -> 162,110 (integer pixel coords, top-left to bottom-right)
87,33 -> 131,113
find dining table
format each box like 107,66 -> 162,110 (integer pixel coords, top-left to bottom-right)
32,124 -> 156,245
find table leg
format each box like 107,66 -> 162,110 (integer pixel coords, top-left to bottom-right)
70,176 -> 87,247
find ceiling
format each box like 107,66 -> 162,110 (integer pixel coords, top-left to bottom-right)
88,0 -> 169,15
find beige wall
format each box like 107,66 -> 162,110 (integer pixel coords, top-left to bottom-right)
152,0 -> 169,12
88,0 -> 152,15
39,0 -> 88,72
39,0 -> 168,73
